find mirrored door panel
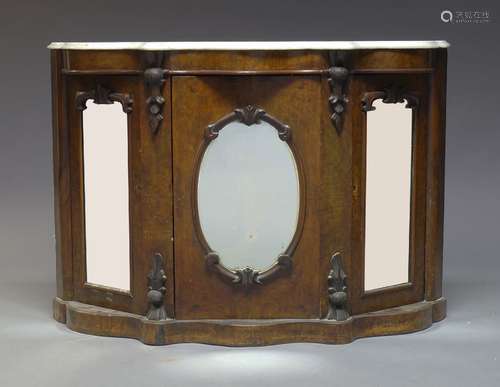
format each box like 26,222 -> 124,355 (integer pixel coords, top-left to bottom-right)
82,100 -> 131,291
351,75 -> 428,314
67,77 -> 161,315
172,76 -> 323,319
197,119 -> 301,272
364,100 -> 412,291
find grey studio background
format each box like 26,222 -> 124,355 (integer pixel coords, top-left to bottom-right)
0,0 -> 499,386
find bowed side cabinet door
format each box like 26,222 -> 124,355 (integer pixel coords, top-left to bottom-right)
66,75 -> 174,316
172,75 -> 326,320
350,73 -> 429,314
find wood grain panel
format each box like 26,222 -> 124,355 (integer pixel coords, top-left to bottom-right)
51,50 -> 74,299
351,74 -> 429,314
168,51 -> 327,71
66,75 -> 174,316
351,50 -> 430,70
65,50 -> 142,71
54,297 -> 446,346
172,76 -> 322,319
425,49 -> 447,300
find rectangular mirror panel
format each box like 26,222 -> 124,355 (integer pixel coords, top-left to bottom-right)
82,101 -> 130,291
364,100 -> 412,291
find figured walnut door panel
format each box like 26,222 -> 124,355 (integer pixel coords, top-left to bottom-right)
350,74 -> 429,314
172,76 -> 322,319
67,75 -> 174,315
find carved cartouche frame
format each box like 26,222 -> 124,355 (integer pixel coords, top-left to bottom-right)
192,105 -> 306,289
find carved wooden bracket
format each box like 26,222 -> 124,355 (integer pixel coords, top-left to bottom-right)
205,252 -> 292,288
326,252 -> 349,321
75,84 -> 133,113
144,52 -> 167,135
361,86 -> 419,112
146,253 -> 167,320
327,51 -> 349,134
205,105 -> 291,141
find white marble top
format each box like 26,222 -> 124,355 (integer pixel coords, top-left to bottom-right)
48,41 -> 449,51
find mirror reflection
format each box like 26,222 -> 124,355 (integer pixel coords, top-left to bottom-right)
364,100 -> 412,291
83,101 -> 131,291
197,121 -> 300,271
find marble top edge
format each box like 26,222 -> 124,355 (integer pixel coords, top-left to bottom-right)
47,41 -> 450,50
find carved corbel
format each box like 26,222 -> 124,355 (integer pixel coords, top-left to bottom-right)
326,252 -> 349,321
146,253 -> 167,320
327,51 -> 350,134
144,52 -> 167,134
361,85 -> 419,112
75,84 -> 133,113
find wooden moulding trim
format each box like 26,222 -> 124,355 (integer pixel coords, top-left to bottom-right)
59,68 -> 433,76
82,282 -> 132,297
350,68 -> 434,74
62,69 -> 143,75
53,297 -> 446,346
168,69 -> 325,76
61,69 -> 325,76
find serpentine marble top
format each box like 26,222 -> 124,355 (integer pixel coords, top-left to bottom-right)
48,41 -> 450,50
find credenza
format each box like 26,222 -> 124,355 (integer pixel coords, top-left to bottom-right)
49,41 -> 448,345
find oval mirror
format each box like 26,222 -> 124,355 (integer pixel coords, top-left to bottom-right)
197,108 -> 300,275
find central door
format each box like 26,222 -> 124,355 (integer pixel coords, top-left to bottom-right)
172,76 -> 322,319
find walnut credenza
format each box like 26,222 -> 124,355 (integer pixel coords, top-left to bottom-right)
49,41 -> 448,345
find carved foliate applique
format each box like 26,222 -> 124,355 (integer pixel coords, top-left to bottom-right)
144,52 -> 167,135
327,51 -> 350,134
236,267 -> 261,287
205,252 -> 292,288
234,105 -> 266,125
75,84 -> 133,113
326,252 -> 349,321
146,253 -> 167,320
205,105 -> 291,142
